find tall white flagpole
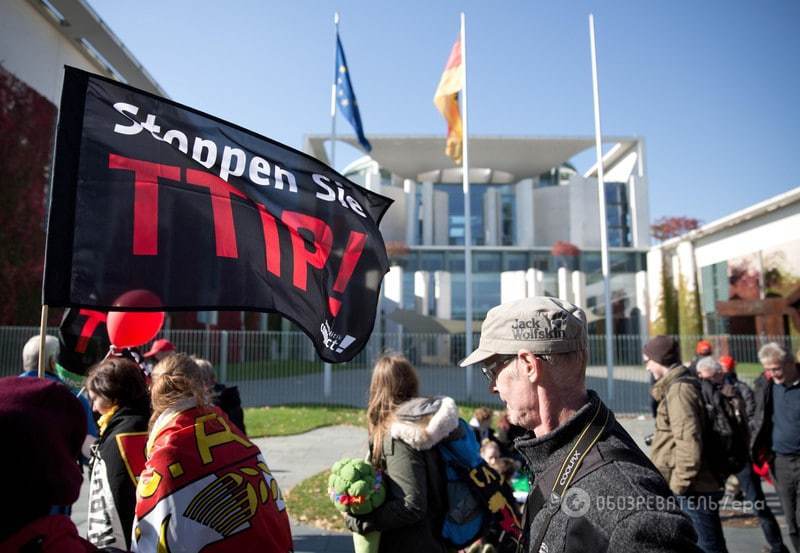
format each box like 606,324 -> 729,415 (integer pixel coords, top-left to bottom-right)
324,11 -> 340,398
589,14 -> 614,400
460,12 -> 475,399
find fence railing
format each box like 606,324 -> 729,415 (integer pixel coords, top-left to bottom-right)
3,327 -> 796,415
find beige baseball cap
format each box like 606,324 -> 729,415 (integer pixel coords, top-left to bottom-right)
459,296 -> 587,367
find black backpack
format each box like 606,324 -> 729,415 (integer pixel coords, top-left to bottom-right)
697,379 -> 750,479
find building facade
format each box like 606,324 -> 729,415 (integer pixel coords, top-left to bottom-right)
648,187 -> 800,341
306,135 -> 651,337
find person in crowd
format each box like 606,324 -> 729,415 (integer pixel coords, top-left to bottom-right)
469,406 -> 496,444
85,357 -> 151,550
688,340 -> 714,375
751,343 -> 800,553
0,377 -> 97,552
20,335 -> 98,462
715,355 -> 789,553
480,438 -> 502,466
193,356 -> 247,435
134,353 -> 292,552
646,336 -> 727,553
142,338 -> 176,374
345,353 -> 454,553
460,297 -> 698,553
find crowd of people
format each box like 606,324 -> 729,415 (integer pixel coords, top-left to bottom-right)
0,336 -> 290,552
0,296 -> 798,553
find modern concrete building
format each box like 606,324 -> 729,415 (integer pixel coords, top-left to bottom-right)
648,186 -> 800,339
305,135 -> 651,337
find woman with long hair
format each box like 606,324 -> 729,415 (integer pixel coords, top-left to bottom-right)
85,357 -> 150,550
134,353 -> 292,552
345,353 -> 458,553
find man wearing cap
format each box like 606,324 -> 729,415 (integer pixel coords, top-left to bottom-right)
461,297 -> 698,553
688,340 -> 714,375
143,338 -> 176,363
644,335 -> 728,553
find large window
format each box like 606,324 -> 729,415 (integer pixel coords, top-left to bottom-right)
500,185 -> 516,245
605,182 -> 632,247
440,183 -> 487,246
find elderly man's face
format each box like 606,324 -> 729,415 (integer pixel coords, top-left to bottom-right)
764,357 -> 798,385
697,367 -> 724,385
492,355 -> 540,431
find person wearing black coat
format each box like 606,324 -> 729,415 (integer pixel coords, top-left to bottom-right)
85,357 -> 150,550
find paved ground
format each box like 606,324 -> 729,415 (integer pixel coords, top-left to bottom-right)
73,418 -> 790,553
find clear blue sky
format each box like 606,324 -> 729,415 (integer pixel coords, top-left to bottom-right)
87,0 -> 799,225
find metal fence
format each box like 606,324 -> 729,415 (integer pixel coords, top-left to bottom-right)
2,327 -> 797,415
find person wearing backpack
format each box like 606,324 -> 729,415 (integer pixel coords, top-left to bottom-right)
645,336 -> 728,553
344,353 -> 452,553
751,343 -> 800,553
460,298 -> 698,553
699,356 -> 789,553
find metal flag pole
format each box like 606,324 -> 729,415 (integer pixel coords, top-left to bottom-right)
323,11 -> 340,398
460,12 -> 474,400
38,305 -> 48,378
589,14 -> 614,400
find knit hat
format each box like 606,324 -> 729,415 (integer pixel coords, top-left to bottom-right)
0,377 -> 86,509
642,336 -> 681,367
695,340 -> 713,356
719,355 -> 736,373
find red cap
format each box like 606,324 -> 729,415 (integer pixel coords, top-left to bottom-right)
695,340 -> 713,356
718,355 -> 736,372
143,338 -> 175,358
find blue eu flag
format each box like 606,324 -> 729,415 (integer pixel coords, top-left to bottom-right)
335,33 -> 371,152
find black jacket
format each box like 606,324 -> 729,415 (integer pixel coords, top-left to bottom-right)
212,383 -> 246,435
515,391 -> 700,553
750,373 -> 773,462
87,403 -> 149,549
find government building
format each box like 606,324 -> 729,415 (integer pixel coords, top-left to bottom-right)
305,135 -> 651,340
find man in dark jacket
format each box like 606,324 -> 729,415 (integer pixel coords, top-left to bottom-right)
717,354 -> 789,553
460,298 -> 699,553
751,342 -> 800,553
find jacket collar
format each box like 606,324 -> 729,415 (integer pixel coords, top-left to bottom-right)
513,390 -> 601,475
389,396 -> 459,450
651,364 -> 690,402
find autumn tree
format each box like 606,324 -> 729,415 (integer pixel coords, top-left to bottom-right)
651,216 -> 701,242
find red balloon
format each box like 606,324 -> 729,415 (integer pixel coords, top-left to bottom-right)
107,311 -> 165,348
107,289 -> 165,348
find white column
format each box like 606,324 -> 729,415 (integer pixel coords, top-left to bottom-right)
434,271 -> 452,319
501,271 -> 527,304
558,266 -> 572,302
422,182 -> 434,246
516,179 -> 535,247
526,268 -> 544,297
484,187 -> 499,246
676,241 -> 698,304
414,271 -> 431,315
571,270 -> 587,309
384,266 -> 403,308
404,179 -> 417,245
635,269 -> 649,338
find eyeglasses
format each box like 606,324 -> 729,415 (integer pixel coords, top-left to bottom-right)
480,355 -> 517,383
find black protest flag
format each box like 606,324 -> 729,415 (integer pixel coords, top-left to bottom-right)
58,307 -> 110,375
44,67 -> 392,363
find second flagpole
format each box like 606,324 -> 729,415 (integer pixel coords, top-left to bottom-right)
460,12 -> 474,400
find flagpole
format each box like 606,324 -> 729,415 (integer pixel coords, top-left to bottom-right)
324,11 -> 340,398
460,12 -> 474,400
589,14 -> 614,400
38,304 -> 48,378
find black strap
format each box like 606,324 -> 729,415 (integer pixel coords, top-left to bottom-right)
524,401 -> 611,553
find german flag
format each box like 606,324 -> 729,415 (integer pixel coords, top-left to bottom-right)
433,36 -> 464,164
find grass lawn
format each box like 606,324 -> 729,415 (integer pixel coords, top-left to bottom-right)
285,469 -> 348,531
735,362 -> 764,380
245,405 -> 365,438
244,403 -> 503,439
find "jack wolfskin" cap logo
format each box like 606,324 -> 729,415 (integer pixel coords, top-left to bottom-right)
510,311 -> 568,340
